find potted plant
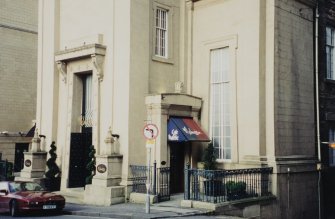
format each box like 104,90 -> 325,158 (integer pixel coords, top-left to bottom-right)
202,142 -> 222,196
202,142 -> 217,170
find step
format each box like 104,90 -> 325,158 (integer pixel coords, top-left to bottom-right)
56,188 -> 85,204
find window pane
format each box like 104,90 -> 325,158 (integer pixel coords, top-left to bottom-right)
210,47 -> 231,160
326,27 -> 335,80
155,8 -> 168,57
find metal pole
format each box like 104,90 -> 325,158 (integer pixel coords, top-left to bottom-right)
184,163 -> 190,200
145,147 -> 151,214
153,160 -> 157,195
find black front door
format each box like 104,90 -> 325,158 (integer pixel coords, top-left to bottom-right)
69,132 -> 92,188
169,143 -> 185,194
14,143 -> 29,172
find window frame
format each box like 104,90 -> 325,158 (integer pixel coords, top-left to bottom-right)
204,35 -> 238,163
152,2 -> 173,64
209,47 -> 232,161
326,26 -> 335,80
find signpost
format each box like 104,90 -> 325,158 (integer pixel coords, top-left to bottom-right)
143,123 -> 158,214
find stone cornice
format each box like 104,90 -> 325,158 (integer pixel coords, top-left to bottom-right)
55,44 -> 106,62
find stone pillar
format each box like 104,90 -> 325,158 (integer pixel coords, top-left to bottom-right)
16,129 -> 47,182
84,128 -> 124,206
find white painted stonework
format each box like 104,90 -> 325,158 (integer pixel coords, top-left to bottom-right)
33,0 -> 318,216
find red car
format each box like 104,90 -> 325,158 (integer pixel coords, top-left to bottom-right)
0,181 -> 65,217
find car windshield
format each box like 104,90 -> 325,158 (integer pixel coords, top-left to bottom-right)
9,182 -> 45,192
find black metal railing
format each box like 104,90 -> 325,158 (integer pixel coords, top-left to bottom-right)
0,160 -> 14,181
184,164 -> 273,203
130,162 -> 170,201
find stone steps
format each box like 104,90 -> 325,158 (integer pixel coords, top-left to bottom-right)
56,188 -> 85,204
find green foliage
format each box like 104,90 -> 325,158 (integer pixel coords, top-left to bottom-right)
6,162 -> 14,181
85,145 -> 96,184
225,181 -> 247,200
45,141 -> 60,179
202,142 -> 216,170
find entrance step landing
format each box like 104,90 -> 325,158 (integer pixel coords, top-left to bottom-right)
56,188 -> 85,204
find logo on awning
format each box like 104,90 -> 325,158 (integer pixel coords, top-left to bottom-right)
167,117 -> 210,142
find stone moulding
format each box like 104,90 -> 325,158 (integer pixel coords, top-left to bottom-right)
55,43 -> 106,82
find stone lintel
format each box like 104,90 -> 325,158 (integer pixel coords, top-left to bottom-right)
145,93 -> 202,109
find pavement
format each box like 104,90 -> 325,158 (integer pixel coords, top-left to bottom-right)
62,194 -> 214,219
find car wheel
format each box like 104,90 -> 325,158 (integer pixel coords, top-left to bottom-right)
10,200 -> 19,217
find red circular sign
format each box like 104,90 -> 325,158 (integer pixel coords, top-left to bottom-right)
143,124 -> 159,140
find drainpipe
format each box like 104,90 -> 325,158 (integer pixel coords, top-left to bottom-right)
314,3 -> 321,219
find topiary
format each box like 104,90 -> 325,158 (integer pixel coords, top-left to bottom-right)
45,141 -> 60,179
85,145 -> 96,184
202,142 -> 217,170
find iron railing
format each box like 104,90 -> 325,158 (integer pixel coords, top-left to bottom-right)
130,162 -> 170,201
184,164 -> 273,203
0,160 -> 14,181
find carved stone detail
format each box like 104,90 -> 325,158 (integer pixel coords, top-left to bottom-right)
91,54 -> 104,82
56,61 -> 67,83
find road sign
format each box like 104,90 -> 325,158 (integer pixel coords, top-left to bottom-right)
143,124 -> 159,140
146,139 -> 155,148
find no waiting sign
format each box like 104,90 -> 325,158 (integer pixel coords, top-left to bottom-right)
143,124 -> 159,140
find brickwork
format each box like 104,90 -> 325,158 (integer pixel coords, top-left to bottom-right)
0,0 -> 37,132
0,0 -> 38,32
274,0 -> 315,156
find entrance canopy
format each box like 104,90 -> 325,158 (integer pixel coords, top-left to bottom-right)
167,117 -> 210,142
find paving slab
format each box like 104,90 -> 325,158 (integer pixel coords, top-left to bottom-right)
63,201 -> 212,219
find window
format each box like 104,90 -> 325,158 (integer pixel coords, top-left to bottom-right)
81,74 -> 93,133
210,47 -> 231,160
154,7 -> 168,58
326,27 -> 335,80
329,128 -> 335,166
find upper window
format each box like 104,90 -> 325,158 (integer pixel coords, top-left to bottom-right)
210,47 -> 231,160
326,27 -> 335,80
155,8 -> 168,58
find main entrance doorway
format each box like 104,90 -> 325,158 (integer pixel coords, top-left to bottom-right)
69,132 -> 92,188
169,143 -> 185,194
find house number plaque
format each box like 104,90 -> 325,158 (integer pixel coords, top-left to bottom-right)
97,164 -> 107,173
24,159 -> 32,167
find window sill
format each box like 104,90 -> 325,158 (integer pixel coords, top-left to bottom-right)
152,55 -> 174,65
216,159 -> 232,163
324,78 -> 335,84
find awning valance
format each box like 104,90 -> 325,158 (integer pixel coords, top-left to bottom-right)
167,117 -> 210,142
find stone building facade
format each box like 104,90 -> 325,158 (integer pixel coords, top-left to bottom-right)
318,0 -> 335,218
0,0 -> 38,169
30,0 -> 321,218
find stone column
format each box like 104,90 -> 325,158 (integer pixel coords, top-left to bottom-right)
84,128 -> 124,206
91,54 -> 104,156
149,103 -> 169,168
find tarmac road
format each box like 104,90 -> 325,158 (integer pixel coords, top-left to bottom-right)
0,212 -> 115,219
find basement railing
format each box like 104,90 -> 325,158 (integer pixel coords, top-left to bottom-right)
184,164 -> 273,203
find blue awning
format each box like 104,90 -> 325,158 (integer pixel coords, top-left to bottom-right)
167,117 -> 210,142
